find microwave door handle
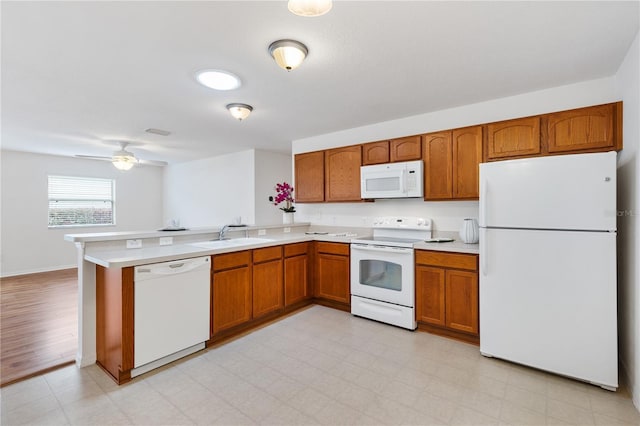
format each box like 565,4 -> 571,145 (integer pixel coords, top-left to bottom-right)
400,169 -> 407,194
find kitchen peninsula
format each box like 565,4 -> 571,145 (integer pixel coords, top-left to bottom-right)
66,222 -> 479,383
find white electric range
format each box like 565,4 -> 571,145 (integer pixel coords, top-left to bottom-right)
350,217 -> 432,330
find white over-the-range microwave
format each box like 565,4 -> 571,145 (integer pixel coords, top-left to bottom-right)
360,160 -> 424,199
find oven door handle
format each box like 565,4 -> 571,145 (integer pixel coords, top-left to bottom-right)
351,244 -> 413,254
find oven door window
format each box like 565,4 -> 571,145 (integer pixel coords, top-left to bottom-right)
359,259 -> 402,291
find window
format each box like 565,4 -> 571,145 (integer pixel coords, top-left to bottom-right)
48,176 -> 115,227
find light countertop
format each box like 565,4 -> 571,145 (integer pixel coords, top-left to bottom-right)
84,232 -> 359,268
414,240 -> 479,255
77,224 -> 479,268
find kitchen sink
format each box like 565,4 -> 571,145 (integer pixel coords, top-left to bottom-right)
187,237 -> 274,250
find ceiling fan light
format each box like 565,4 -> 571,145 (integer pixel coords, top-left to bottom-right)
288,0 -> 332,17
226,103 -> 253,121
268,39 -> 308,71
112,155 -> 137,171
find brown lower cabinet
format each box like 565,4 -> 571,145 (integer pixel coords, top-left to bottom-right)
415,250 -> 479,344
314,241 -> 350,309
252,246 -> 284,319
96,265 -> 134,384
284,242 -> 312,306
212,244 -> 313,337
212,251 -> 252,335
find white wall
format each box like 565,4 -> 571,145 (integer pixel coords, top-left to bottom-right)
0,150 -> 164,277
163,149 -> 291,228
292,76 -> 619,232
254,150 -> 293,225
615,30 -> 640,411
163,150 -> 256,227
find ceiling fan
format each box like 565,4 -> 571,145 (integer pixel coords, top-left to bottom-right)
75,141 -> 168,171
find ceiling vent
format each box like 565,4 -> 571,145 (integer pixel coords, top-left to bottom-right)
145,128 -> 171,136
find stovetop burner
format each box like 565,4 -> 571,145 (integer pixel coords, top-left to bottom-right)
351,216 -> 432,248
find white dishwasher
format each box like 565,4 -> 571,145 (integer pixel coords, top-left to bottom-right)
132,256 -> 210,377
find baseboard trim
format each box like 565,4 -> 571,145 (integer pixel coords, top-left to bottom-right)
0,264 -> 77,278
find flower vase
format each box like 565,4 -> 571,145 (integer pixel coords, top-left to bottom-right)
283,212 -> 294,224
459,218 -> 479,244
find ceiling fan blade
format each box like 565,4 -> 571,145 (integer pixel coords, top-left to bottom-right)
74,155 -> 112,161
138,159 -> 168,167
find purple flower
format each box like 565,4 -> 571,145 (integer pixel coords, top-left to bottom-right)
273,182 -> 295,212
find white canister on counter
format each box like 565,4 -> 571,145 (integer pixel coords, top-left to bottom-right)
459,218 -> 479,244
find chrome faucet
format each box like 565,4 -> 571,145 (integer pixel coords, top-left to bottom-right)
219,224 -> 231,240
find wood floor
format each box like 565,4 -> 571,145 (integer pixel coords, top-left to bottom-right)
0,268 -> 78,386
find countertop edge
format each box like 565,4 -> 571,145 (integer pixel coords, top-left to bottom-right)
65,223 -> 311,243
84,234 -> 479,268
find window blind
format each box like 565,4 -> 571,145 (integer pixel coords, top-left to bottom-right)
48,175 -> 115,227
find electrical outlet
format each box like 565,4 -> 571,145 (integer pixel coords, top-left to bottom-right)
283,227 -> 291,233
126,239 -> 142,249
159,236 -> 173,246
258,229 -> 267,236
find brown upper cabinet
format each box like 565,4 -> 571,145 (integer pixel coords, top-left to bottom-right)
546,103 -> 620,153
362,141 -> 390,165
324,146 -> 362,202
390,135 -> 422,162
486,116 -> 541,160
423,126 -> 482,200
294,151 -> 325,202
484,102 -> 622,161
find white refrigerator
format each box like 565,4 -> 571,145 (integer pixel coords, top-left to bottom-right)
479,151 -> 618,390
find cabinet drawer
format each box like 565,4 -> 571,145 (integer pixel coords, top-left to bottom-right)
284,242 -> 309,258
316,241 -> 350,256
415,250 -> 477,271
253,246 -> 282,263
213,251 -> 251,271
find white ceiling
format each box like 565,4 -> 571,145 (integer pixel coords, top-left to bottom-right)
2,1 -> 638,165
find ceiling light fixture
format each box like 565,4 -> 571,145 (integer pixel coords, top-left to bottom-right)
226,103 -> 253,121
268,39 -> 308,71
288,0 -> 332,17
112,154 -> 137,171
195,69 -> 241,90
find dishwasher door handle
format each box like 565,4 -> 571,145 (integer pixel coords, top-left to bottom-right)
135,256 -> 210,279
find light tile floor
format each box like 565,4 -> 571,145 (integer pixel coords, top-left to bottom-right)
1,305 -> 639,425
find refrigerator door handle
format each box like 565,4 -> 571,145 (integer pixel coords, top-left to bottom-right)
480,229 -> 487,276
480,178 -> 488,226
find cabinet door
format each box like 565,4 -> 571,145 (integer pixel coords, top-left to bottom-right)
423,131 -> 453,200
362,141 -> 390,165
324,146 -> 362,202
284,254 -> 309,306
547,104 -> 615,153
452,126 -> 482,199
415,265 -> 446,326
295,151 -> 325,202
212,267 -> 252,334
445,270 -> 478,335
390,135 -> 422,162
315,253 -> 350,303
486,116 -> 541,160
253,259 -> 284,318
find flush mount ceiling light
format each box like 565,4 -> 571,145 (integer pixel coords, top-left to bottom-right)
288,0 -> 332,17
195,69 -> 241,90
268,39 -> 308,71
226,103 -> 253,121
